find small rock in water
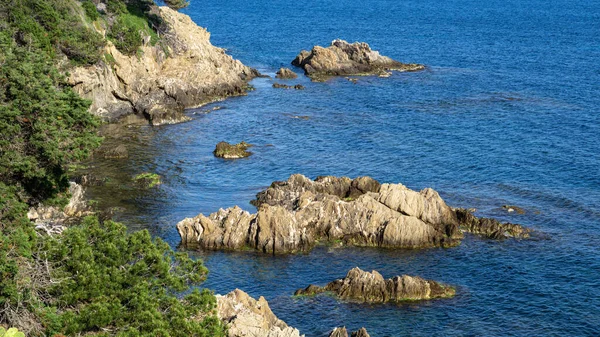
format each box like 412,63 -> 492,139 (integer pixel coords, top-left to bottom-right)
273,83 -> 305,90
502,204 -> 526,214
294,267 -> 456,303
213,141 -> 253,159
275,67 -> 298,79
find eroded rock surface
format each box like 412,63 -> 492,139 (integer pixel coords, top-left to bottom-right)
295,267 -> 455,302
291,39 -> 424,79
28,182 -> 91,235
177,174 -> 463,253
327,327 -> 370,337
216,289 -> 303,337
456,208 -> 530,239
69,7 -> 258,125
213,141 -> 253,159
276,67 -> 298,79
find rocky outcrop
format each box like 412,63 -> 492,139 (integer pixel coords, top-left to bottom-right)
295,267 -> 455,303
328,327 -> 370,337
455,208 -> 530,239
272,83 -> 305,90
177,174 -> 463,253
69,7 -> 258,125
216,289 -> 303,337
275,67 -> 298,79
291,40 -> 424,79
213,141 -> 253,159
28,182 -> 91,235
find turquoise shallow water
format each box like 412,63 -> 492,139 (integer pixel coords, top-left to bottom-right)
90,0 -> 600,335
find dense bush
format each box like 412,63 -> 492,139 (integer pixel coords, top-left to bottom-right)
4,0 -> 105,65
81,0 -> 100,21
40,217 -> 226,337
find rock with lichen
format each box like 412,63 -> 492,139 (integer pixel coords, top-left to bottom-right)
213,141 -> 253,159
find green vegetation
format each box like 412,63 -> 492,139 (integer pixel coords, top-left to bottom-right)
134,172 -> 162,188
81,0 -> 100,21
39,217 -> 225,336
0,327 -> 26,337
1,0 -> 224,335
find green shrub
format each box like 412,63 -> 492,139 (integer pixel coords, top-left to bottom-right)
41,217 -> 226,337
108,12 -> 159,55
0,327 -> 26,337
81,0 -> 99,21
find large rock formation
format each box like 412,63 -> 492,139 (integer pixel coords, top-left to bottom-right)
216,289 -> 303,337
291,40 -> 424,79
69,7 -> 258,125
177,174 -> 464,253
295,267 -> 455,302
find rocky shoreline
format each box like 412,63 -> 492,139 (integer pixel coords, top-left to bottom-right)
69,6 -> 258,125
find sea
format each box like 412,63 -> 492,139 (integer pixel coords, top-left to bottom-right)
85,0 -> 600,335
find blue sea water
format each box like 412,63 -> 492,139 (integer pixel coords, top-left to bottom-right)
93,0 -> 600,335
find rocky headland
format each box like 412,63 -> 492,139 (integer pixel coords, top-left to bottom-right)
295,267 -> 455,302
69,6 -> 258,125
291,39 -> 425,79
216,289 -> 303,337
177,174 -> 531,254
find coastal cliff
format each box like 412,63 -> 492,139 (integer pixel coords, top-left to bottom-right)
68,6 -> 258,125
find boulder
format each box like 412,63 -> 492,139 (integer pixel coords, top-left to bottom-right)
275,67 -> 298,79
177,174 -> 463,253
213,141 -> 253,159
291,40 -> 424,79
68,7 -> 259,124
216,289 -> 303,337
294,267 -> 455,302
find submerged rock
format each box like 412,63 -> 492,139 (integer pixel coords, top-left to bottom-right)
502,204 -> 526,214
69,6 -> 259,125
276,67 -> 298,79
456,208 -> 530,239
291,39 -> 424,79
273,83 -> 305,90
216,289 -> 303,337
213,141 -> 253,159
177,174 -> 464,253
295,267 -> 455,303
